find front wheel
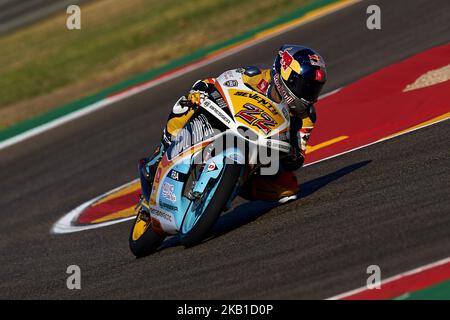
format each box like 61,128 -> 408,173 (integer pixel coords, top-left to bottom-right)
129,207 -> 165,258
180,163 -> 243,247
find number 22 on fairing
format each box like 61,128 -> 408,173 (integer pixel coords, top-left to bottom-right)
235,103 -> 277,135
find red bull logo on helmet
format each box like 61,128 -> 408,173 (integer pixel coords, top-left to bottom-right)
278,50 -> 302,81
279,50 -> 294,71
309,54 -> 325,68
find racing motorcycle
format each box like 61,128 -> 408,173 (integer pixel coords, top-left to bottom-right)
129,69 -> 292,257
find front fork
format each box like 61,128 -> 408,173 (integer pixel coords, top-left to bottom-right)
138,159 -> 152,202
138,140 -> 168,202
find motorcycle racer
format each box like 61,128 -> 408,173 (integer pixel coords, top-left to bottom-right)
139,45 -> 327,203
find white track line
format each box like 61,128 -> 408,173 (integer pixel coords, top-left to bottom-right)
51,179 -> 138,234
327,256 -> 450,300
0,1 -> 359,152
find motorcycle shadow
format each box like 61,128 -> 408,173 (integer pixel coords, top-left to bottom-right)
158,160 -> 371,251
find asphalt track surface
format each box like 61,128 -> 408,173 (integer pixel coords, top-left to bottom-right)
0,0 -> 449,299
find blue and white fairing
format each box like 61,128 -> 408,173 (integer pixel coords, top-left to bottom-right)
147,107 -> 244,235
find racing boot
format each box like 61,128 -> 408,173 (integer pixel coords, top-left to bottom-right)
240,169 -> 299,203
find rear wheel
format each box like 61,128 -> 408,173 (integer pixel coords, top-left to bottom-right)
129,207 -> 165,258
180,163 -> 243,247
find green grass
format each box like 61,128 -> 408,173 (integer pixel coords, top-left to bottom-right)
0,0 -> 316,128
396,280 -> 450,300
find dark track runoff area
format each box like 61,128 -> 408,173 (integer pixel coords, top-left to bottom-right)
0,0 -> 449,299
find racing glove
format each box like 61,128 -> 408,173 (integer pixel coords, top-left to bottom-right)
282,116 -> 305,171
184,90 -> 207,107
290,98 -> 313,117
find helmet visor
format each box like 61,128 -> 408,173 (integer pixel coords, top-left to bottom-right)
285,72 -> 324,103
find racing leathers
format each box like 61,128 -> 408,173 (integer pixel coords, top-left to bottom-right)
140,66 -> 317,203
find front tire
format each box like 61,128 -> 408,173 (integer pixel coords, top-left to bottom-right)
180,163 -> 242,247
129,208 -> 165,258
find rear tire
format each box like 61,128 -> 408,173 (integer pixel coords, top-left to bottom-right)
180,163 -> 242,247
129,211 -> 165,258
